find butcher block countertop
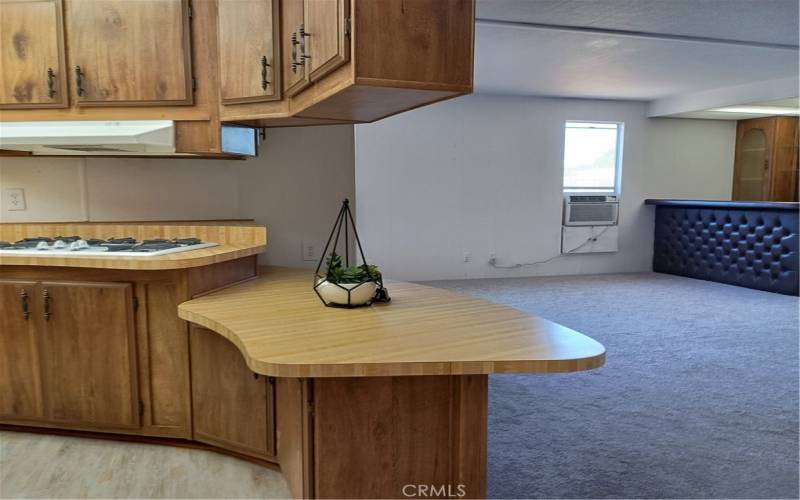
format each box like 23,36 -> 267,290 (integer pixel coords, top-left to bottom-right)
0,221 -> 266,270
178,267 -> 607,378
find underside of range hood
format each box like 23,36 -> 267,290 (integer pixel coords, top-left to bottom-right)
0,120 -> 177,155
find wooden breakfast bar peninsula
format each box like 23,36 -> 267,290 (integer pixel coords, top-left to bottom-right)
0,223 -> 604,499
178,267 -> 606,499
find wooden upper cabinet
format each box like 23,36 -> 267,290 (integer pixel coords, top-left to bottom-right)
0,0 -> 67,109
279,0 -> 350,98
218,0 -> 280,104
732,116 -> 799,202
38,281 -> 140,430
304,0 -> 349,82
355,0 -> 473,87
65,0 -> 193,106
282,0 -> 309,96
0,280 -> 43,420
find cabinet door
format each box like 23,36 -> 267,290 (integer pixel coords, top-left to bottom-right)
304,0 -> 349,82
0,0 -> 67,108
190,327 -> 276,460
218,0 -> 281,104
282,0 -> 310,96
38,282 -> 140,430
769,117 -> 799,202
733,117 -> 776,201
276,377 -> 314,499
65,0 -> 192,106
0,280 -> 42,420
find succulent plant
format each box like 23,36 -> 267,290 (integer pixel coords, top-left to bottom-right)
325,252 -> 382,284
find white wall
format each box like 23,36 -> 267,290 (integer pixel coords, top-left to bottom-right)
237,126 -> 355,267
354,94 -> 736,281
0,125 -> 355,267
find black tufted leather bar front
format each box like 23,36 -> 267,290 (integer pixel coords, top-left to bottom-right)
650,201 -> 799,296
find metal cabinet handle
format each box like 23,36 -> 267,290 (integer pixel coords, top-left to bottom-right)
20,289 -> 29,320
261,56 -> 269,90
291,31 -> 299,73
74,66 -> 84,97
46,68 -> 56,98
43,289 -> 51,321
299,23 -> 310,64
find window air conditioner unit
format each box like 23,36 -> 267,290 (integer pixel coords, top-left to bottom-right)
563,194 -> 619,226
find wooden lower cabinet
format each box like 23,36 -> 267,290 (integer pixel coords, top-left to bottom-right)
0,280 -> 43,420
38,281 -> 139,429
0,279 -> 138,430
0,256 -> 257,438
190,327 -> 276,461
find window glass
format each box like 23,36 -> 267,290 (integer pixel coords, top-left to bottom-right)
563,121 -> 622,192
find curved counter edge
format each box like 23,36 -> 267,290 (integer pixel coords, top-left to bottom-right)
177,267 -> 607,378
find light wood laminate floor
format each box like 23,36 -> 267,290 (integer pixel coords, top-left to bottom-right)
0,431 -> 290,499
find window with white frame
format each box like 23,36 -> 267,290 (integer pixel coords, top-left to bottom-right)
562,121 -> 623,193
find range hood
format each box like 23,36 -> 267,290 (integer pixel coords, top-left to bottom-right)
0,120 -> 176,155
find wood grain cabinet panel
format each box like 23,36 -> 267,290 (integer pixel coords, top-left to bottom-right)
315,376 -> 488,499
354,0 -> 473,87
140,282 -> 191,436
218,0 -> 281,104
235,0 -> 474,127
276,377 -> 314,499
732,116 -> 800,202
65,0 -> 193,106
304,0 -> 349,82
190,327 -> 276,460
37,281 -> 140,430
0,280 -> 43,420
281,0 -> 310,96
0,0 -> 68,108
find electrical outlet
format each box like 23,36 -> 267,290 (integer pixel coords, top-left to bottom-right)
463,252 -> 472,263
4,188 -> 26,211
302,242 -> 318,261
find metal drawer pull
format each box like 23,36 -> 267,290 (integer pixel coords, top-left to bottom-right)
43,289 -> 51,321
261,56 -> 269,90
46,68 -> 56,98
74,66 -> 84,97
20,289 -> 29,320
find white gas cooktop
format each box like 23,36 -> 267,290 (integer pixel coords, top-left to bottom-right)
0,237 -> 219,258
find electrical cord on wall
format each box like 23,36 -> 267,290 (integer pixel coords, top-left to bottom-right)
488,226 -> 612,269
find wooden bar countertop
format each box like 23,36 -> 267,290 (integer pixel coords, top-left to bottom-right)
178,267 -> 607,378
0,221 -> 266,270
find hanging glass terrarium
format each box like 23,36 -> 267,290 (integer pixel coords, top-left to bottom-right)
314,199 -> 390,308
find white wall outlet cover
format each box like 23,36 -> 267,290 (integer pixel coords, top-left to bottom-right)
302,241 -> 318,261
4,188 -> 26,211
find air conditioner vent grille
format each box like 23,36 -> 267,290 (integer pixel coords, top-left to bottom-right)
563,195 -> 619,226
569,203 -> 615,222
569,195 -> 609,203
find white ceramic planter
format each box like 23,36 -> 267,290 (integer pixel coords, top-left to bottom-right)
315,279 -> 378,306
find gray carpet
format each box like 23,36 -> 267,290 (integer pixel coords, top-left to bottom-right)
424,272 -> 799,499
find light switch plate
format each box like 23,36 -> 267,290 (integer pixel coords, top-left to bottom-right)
4,188 -> 26,211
